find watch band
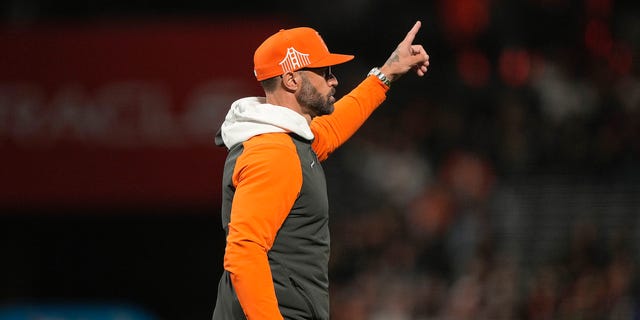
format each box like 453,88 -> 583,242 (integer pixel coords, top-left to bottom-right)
368,67 -> 391,87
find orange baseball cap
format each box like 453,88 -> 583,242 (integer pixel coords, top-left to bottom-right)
253,27 -> 355,81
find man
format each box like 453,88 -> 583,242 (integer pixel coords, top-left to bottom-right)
213,21 -> 430,319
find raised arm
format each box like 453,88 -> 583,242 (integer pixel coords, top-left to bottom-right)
311,21 -> 430,160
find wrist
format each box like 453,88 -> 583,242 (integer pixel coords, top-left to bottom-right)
368,67 -> 392,87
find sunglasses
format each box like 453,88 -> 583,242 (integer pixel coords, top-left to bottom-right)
300,66 -> 334,81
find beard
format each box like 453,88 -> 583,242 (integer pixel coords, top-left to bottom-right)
296,77 -> 335,118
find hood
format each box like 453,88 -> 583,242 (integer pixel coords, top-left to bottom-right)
215,97 -> 314,149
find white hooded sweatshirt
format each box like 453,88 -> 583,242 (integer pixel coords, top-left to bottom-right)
216,97 -> 315,149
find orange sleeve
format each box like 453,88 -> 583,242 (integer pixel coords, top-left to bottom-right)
223,134 -> 302,320
310,75 -> 389,161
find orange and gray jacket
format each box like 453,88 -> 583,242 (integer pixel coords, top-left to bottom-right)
212,76 -> 389,320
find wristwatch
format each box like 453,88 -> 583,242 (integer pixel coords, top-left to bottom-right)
368,67 -> 391,87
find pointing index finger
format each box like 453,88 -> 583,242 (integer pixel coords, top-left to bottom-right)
402,21 -> 422,45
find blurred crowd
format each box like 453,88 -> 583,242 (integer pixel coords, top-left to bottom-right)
319,0 -> 639,319
327,153 -> 638,319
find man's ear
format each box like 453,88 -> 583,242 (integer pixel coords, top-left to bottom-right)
281,71 -> 299,92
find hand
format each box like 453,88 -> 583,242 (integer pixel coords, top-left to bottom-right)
379,21 -> 430,82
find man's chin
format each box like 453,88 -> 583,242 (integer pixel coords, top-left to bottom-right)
322,104 -> 335,116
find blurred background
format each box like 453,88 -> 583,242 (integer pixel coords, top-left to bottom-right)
1,0 -> 639,319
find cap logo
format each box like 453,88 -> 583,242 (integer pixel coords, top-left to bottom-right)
279,47 -> 311,73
